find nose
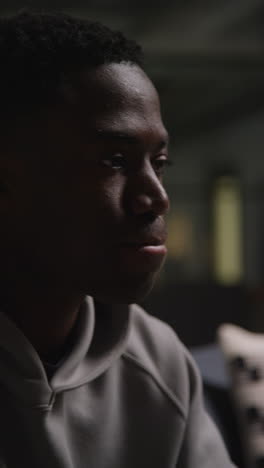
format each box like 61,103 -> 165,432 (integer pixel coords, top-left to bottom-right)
127,163 -> 170,217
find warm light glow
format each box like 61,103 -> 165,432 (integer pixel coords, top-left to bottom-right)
213,176 -> 243,284
167,212 -> 193,260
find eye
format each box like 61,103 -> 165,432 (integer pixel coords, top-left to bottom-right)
152,156 -> 172,175
102,154 -> 127,170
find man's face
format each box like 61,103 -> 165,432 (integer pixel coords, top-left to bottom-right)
6,63 -> 170,303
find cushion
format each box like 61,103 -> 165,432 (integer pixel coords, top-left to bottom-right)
218,324 -> 264,468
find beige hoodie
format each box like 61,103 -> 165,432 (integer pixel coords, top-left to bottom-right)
0,297 -> 236,467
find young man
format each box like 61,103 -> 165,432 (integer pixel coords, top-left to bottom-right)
0,12 -> 235,467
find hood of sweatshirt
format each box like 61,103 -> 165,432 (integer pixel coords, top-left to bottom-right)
0,297 -> 130,409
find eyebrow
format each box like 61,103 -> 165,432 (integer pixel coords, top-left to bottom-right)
94,129 -> 169,150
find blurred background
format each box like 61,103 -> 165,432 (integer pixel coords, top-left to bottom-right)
2,0 -> 264,347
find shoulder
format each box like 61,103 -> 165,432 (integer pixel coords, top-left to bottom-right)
123,305 -> 236,468
124,304 -> 201,417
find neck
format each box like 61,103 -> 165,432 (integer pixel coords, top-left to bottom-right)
0,281 -> 86,358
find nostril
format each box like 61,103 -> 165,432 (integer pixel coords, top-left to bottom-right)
131,192 -> 169,216
131,194 -> 153,215
127,168 -> 170,216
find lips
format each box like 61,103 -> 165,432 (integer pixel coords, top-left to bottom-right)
118,235 -> 167,272
120,234 -> 167,248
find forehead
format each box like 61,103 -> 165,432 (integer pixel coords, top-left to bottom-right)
66,63 -> 159,111
60,63 -> 168,139
16,64 -> 168,160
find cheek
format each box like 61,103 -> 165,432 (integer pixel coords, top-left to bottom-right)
16,167 -> 126,245
76,173 -> 125,218
39,181 -> 126,251
98,183 -> 123,213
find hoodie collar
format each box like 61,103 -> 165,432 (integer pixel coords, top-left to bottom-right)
0,297 -> 130,408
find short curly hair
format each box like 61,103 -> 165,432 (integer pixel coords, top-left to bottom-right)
0,11 -> 143,124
